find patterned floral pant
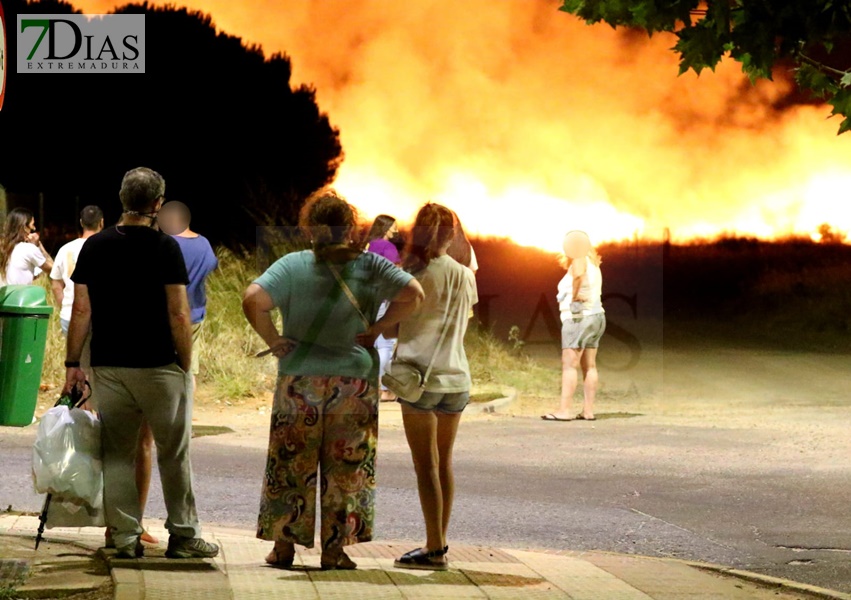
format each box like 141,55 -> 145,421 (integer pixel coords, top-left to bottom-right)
256,375 -> 378,551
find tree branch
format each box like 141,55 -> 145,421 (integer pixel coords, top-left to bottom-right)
797,51 -> 848,80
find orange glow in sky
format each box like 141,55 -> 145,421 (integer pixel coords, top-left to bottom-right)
77,0 -> 851,251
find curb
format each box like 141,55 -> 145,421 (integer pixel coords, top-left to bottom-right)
595,548 -> 851,600
464,387 -> 517,415
482,546 -> 851,600
687,562 -> 851,600
108,558 -> 145,600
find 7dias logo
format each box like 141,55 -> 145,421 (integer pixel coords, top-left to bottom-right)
17,14 -> 145,73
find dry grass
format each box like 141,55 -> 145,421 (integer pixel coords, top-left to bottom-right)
465,326 -> 558,397
35,251 -> 535,403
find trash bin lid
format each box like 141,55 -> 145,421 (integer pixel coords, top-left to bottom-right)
0,285 -> 54,315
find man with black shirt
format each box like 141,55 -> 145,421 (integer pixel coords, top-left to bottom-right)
62,167 -> 218,560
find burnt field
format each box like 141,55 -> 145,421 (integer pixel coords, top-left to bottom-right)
471,236 -> 851,353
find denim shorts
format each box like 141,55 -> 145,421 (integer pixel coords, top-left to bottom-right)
561,313 -> 606,349
399,391 -> 470,414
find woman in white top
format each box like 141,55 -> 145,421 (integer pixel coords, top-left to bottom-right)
542,230 -> 605,422
392,203 -> 478,571
1,208 -> 54,285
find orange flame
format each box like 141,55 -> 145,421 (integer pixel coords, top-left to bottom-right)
78,0 -> 851,250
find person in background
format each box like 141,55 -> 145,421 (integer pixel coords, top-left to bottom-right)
50,205 -> 159,546
158,201 -> 218,394
542,230 -> 606,422
393,203 -> 478,571
51,206 -> 104,335
243,190 -> 423,570
63,167 -> 218,560
366,214 -> 403,401
1,207 -> 54,285
366,214 -> 402,263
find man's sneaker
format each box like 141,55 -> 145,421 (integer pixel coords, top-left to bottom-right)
114,538 -> 144,559
165,535 -> 219,559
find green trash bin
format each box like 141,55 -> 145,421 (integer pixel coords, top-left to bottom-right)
0,285 -> 54,426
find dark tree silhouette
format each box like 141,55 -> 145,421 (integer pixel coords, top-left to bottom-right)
0,0 -> 343,249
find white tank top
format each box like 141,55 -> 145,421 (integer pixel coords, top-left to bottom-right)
557,259 -> 604,320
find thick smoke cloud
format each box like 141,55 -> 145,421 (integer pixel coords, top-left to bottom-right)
78,0 -> 851,245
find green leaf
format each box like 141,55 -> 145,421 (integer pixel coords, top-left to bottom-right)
796,63 -> 835,98
559,0 -> 585,14
674,21 -> 728,75
841,71 -> 851,88
828,87 -> 851,119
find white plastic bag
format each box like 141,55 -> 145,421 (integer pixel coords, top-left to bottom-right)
46,495 -> 105,528
32,406 -> 104,509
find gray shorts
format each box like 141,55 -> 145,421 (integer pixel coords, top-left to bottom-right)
399,391 -> 469,414
561,313 -> 606,349
190,321 -> 204,376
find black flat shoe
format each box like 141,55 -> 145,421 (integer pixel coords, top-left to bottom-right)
394,547 -> 448,571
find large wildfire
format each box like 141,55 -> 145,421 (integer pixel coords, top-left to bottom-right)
81,0 -> 851,251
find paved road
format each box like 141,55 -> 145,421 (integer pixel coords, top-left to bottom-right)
4,415 -> 849,593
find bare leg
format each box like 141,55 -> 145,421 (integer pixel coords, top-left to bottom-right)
580,349 -> 598,419
400,403 -> 445,555
551,349 -> 582,419
435,412 -> 462,542
136,420 -> 158,544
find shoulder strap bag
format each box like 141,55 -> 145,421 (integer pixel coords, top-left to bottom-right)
256,261 -> 369,366
383,275 -> 463,403
327,263 -> 370,329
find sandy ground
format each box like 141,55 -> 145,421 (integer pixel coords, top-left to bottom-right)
185,342 -> 851,462
28,334 -> 850,473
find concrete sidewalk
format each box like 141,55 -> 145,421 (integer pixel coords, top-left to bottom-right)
2,514 -> 848,600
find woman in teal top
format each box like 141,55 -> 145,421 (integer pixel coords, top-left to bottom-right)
243,190 -> 423,570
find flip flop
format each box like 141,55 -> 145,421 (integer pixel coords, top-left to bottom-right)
541,414 -> 574,422
575,414 -> 596,421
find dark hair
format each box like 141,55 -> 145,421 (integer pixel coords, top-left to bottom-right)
80,205 -> 103,230
367,214 -> 396,241
0,207 -> 35,273
447,210 -> 472,268
402,202 -> 455,273
119,167 -> 165,212
299,189 -> 363,263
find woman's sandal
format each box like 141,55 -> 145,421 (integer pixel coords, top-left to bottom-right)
394,546 -> 449,571
140,530 -> 159,545
106,529 -> 159,548
265,544 -> 296,569
320,551 -> 357,570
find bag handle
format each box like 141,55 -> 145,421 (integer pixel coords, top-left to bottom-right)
328,263 -> 370,329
